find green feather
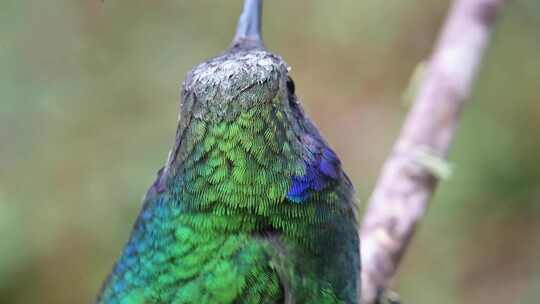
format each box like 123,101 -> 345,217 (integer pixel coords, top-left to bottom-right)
97,49 -> 360,304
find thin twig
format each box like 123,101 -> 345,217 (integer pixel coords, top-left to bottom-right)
359,0 -> 508,302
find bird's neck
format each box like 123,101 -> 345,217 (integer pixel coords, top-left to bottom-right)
167,106 -> 303,221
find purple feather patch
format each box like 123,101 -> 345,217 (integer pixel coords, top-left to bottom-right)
286,146 -> 341,203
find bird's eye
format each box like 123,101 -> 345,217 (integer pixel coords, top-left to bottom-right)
286,76 -> 299,110
286,76 -> 295,95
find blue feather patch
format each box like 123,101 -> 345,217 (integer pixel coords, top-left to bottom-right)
286,146 -> 341,203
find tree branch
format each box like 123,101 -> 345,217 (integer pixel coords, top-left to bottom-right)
359,0 -> 508,302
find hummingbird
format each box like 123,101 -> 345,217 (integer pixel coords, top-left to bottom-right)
97,0 -> 360,303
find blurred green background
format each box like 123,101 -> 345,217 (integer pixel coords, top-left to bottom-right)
1,0 -> 539,303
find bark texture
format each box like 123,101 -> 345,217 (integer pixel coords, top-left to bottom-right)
359,0 -> 508,302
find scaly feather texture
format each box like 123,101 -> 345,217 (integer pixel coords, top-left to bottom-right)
97,48 -> 360,304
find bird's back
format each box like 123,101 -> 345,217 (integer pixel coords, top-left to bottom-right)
97,50 -> 360,304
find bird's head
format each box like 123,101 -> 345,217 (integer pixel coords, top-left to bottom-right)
179,49 -> 295,124
165,47 -> 304,174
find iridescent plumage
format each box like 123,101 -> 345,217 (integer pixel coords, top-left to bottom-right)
97,17 -> 360,304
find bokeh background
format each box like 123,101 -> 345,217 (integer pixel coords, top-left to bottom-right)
1,0 -> 539,303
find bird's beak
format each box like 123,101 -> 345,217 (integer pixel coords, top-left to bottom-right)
232,0 -> 265,49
